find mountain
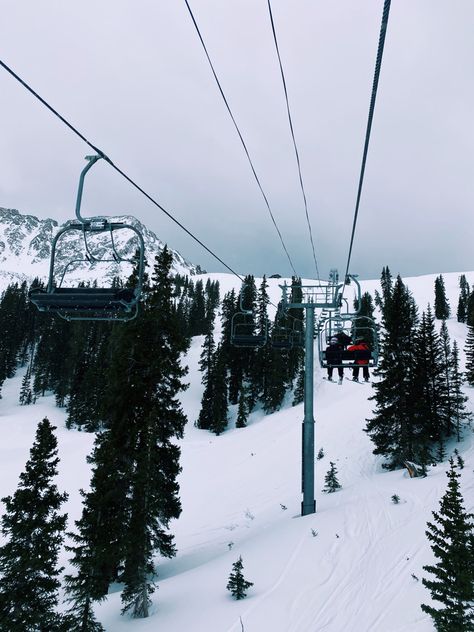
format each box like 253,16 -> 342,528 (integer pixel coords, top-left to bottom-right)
0,207 -> 199,289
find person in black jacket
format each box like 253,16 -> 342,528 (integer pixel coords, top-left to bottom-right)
326,336 -> 344,383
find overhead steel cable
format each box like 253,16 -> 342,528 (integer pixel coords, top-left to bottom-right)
0,57 -> 245,281
266,0 -> 320,281
182,0 -> 299,278
342,0 -> 392,288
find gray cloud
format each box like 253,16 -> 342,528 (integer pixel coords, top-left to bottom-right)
1,0 -> 473,280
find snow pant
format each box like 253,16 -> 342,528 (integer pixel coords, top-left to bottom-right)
352,365 -> 370,380
327,366 -> 343,379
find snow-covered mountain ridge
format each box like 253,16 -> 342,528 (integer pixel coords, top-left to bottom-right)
0,206 -> 198,288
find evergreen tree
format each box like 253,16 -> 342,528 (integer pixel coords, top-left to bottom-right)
465,325 -> 474,386
434,275 -> 451,320
208,344 -> 228,435
66,247 -> 189,619
19,367 -> 33,405
236,386 -> 249,428
0,418 -> 68,630
451,341 -> 472,441
226,556 -> 253,600
457,275 -> 470,323
247,276 -> 270,410
292,366 -> 304,407
323,462 -> 341,493
119,247 -> 189,617
188,279 -> 207,336
412,307 -> 447,459
374,266 -> 393,318
467,292 -> 474,328
439,321 -> 454,439
365,276 -> 419,469
421,459 -> 474,630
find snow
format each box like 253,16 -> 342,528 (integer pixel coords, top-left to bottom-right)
1,270 -> 473,631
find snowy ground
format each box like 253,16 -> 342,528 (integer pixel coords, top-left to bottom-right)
1,270 -> 473,631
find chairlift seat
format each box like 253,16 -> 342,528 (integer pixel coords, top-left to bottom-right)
231,334 -> 267,348
323,349 -> 373,364
29,287 -> 137,313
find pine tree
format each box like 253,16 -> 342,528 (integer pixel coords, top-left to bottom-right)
450,341 -> 472,441
465,325 -> 474,386
119,247 -> 189,617
365,276 -> 419,469
434,275 -> 451,320
247,275 -> 270,410
209,344 -> 228,435
19,367 -> 33,405
412,307 -> 447,459
421,459 -> 474,630
226,556 -> 253,600
292,366 -> 304,406
457,275 -> 470,323
323,462 -> 342,493
236,386 -> 249,428
0,418 -> 68,630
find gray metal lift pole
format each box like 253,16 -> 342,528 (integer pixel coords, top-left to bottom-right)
302,306 -> 316,516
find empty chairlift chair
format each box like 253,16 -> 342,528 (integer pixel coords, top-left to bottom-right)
231,284 -> 267,348
29,155 -> 145,322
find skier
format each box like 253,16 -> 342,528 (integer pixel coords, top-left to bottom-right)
347,338 -> 370,382
333,329 -> 352,348
326,336 -> 344,384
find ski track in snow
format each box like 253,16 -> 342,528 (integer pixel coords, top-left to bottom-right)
1,271 -> 473,631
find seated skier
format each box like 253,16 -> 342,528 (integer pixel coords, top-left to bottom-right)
347,337 -> 370,382
326,336 -> 344,384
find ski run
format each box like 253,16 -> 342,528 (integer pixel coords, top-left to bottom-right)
1,270 -> 473,632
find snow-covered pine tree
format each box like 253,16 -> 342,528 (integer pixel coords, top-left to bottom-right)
228,276 -> 258,405
209,344 -> 228,435
236,385 -> 249,428
119,246 -> 189,617
0,418 -> 68,630
196,310 -> 216,431
188,278 -> 207,336
434,275 -> 450,320
450,341 -> 472,441
421,458 -> 474,630
439,321 -> 454,438
365,276 -> 419,469
457,274 -> 470,323
374,266 -> 393,317
247,275 -> 270,410
64,493 -> 106,632
412,307 -> 447,461
226,556 -> 253,600
465,325 -> 474,386
18,366 -> 33,405
292,366 -> 304,406
323,462 -> 342,493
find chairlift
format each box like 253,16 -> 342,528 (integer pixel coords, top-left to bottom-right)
29,155 -> 145,322
318,313 -> 379,368
230,284 -> 267,348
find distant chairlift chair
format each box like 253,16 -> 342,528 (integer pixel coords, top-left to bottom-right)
29,155 -> 145,322
231,285 -> 267,348
318,314 -> 379,368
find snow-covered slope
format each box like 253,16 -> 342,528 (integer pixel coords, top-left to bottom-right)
0,207 -> 198,289
0,270 -> 473,632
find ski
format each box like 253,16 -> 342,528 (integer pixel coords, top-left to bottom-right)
345,377 -> 370,385
323,377 -> 343,385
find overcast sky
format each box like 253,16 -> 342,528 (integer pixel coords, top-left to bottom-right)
1,1 -> 473,280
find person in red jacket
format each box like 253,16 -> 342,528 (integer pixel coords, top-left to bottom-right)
347,338 -> 370,382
